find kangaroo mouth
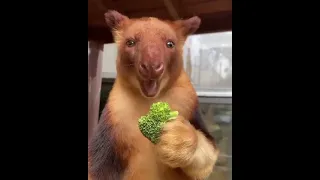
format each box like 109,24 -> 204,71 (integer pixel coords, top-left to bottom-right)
139,80 -> 159,98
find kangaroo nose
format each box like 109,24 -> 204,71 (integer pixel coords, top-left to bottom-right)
138,62 -> 164,79
139,63 -> 148,75
153,63 -> 164,76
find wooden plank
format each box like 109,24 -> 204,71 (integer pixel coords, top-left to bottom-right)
180,0 -> 213,5
182,0 -> 232,17
196,11 -> 232,34
88,0 -> 107,25
105,0 -> 165,12
125,8 -> 172,19
163,0 -> 180,20
88,0 -> 231,25
88,25 -> 113,43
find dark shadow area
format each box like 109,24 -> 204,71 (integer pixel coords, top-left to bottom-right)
99,78 -> 115,120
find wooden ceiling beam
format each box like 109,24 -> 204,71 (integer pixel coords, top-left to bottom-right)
87,0 -> 232,43
88,10 -> 232,43
88,0 -> 232,27
182,0 -> 232,17
163,0 -> 180,20
88,0 -> 107,27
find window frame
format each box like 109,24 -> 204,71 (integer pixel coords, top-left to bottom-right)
197,92 -> 232,104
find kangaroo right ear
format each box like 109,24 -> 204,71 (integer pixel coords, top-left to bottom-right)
104,10 -> 129,30
174,16 -> 201,37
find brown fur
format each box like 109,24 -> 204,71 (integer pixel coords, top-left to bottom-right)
88,10 -> 219,180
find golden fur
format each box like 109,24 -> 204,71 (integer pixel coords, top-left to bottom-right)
105,73 -> 219,180
88,10 -> 219,180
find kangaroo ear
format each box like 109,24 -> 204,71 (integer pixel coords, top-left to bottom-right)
175,16 -> 201,36
104,10 -> 129,30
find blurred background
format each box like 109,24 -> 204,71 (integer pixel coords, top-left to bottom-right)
88,1 -> 232,180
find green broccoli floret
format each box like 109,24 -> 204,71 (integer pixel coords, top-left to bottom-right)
138,102 -> 179,144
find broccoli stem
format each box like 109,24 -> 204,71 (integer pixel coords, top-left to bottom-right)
168,111 -> 179,120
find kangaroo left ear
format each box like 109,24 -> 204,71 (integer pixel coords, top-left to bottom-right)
174,16 -> 201,36
104,10 -> 129,30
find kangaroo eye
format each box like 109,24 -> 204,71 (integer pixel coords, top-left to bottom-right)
126,40 -> 136,47
166,41 -> 175,48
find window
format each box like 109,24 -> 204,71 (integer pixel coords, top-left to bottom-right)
185,31 -> 232,180
198,97 -> 232,180
183,31 -> 232,93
